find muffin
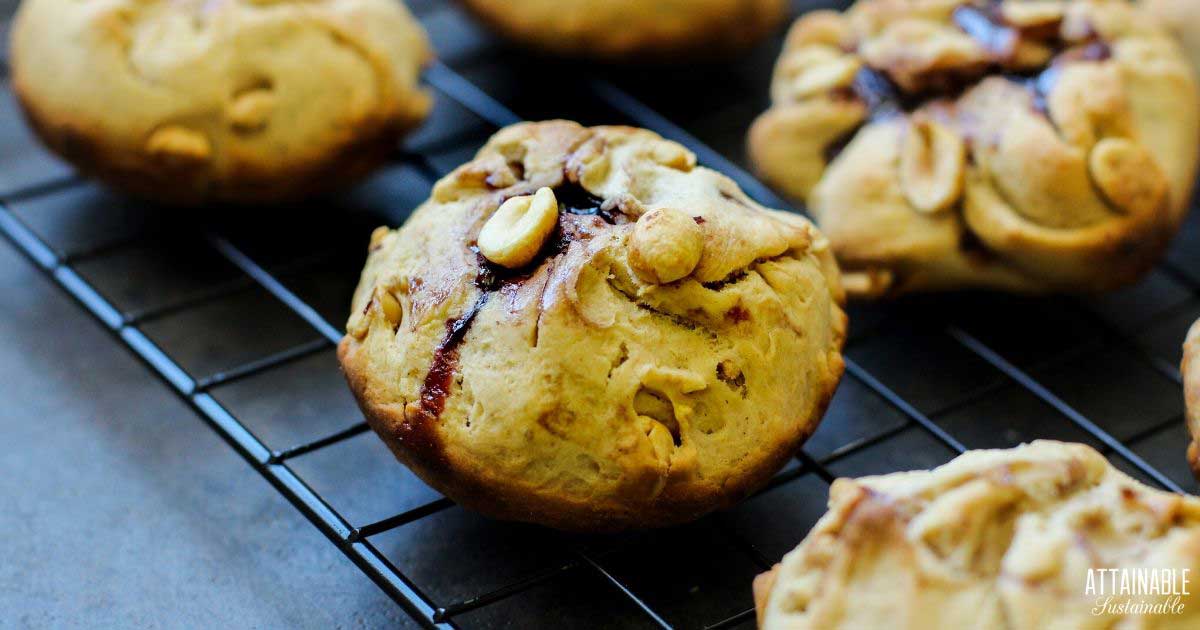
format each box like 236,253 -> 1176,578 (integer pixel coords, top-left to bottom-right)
9,0 -> 432,205
458,0 -> 788,59
1183,319 -> 1200,477
1144,0 -> 1200,73
338,121 -> 846,531
755,441 -> 1200,629
749,0 -> 1199,298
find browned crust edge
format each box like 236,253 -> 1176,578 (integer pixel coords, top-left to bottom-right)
455,0 -> 787,61
11,71 -> 430,206
337,323 -> 846,533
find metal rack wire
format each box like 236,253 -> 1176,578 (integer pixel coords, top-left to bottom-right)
2,1 -> 1198,628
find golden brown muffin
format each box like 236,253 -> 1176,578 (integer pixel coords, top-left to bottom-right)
1145,0 -> 1200,72
338,121 -> 846,531
749,0 -> 1200,298
755,441 -> 1200,629
1183,319 -> 1200,478
458,0 -> 788,59
9,0 -> 432,205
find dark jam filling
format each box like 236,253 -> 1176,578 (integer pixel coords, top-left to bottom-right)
824,3 -> 1110,162
554,181 -> 621,224
418,293 -> 487,421
415,182 -> 618,420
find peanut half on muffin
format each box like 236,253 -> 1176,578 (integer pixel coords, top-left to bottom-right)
338,121 -> 846,531
9,0 -> 432,205
755,441 -> 1200,629
749,0 -> 1199,298
458,0 -> 788,59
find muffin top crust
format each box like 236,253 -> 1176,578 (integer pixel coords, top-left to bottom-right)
756,440 -> 1200,629
10,0 -> 432,204
750,0 -> 1199,297
459,0 -> 788,59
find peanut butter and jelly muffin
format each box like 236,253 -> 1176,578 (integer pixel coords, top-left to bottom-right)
749,0 -> 1199,298
458,0 -> 787,59
1145,0 -> 1200,73
754,441 -> 1200,629
338,121 -> 846,531
9,0 -> 431,205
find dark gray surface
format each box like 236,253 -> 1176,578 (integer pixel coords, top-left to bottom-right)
0,239 -> 416,628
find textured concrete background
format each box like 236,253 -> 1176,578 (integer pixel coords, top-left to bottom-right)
0,241 -> 418,628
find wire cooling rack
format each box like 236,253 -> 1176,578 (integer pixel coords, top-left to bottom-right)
3,1 -> 1200,628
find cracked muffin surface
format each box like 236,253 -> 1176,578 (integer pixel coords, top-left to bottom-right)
458,0 -> 787,59
755,441 -> 1200,629
9,0 -> 431,205
338,121 -> 846,531
749,0 -> 1199,298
